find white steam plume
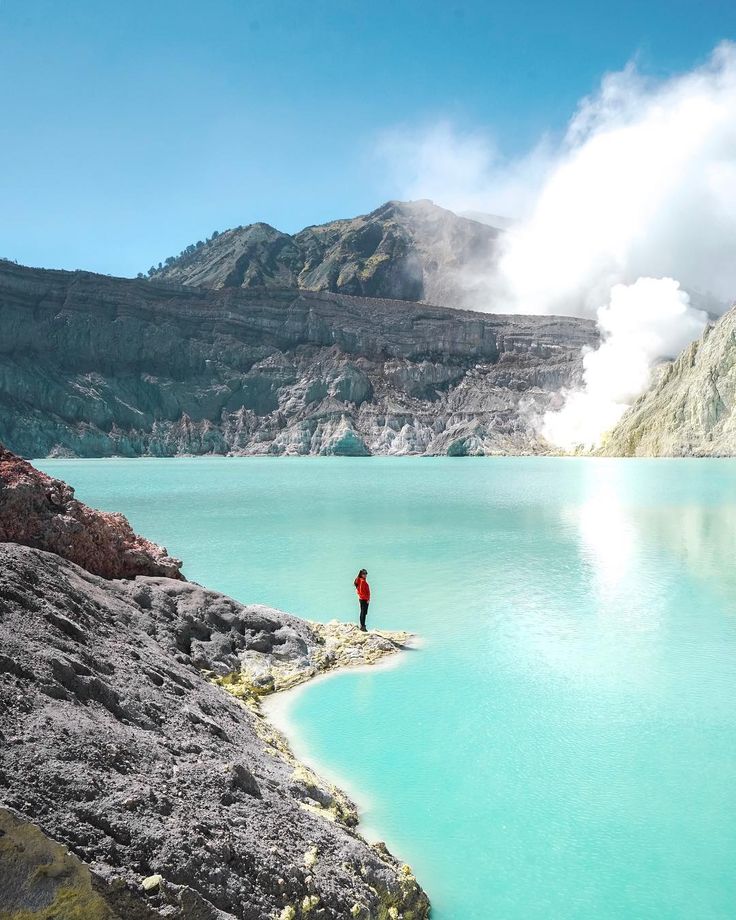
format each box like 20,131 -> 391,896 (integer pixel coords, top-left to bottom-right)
497,44 -> 736,316
543,278 -> 708,450
378,43 -> 736,448
376,121 -> 552,223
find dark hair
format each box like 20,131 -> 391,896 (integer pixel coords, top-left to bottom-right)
356,569 -> 367,578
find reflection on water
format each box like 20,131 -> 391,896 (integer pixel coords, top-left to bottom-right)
577,486 -> 636,593
576,459 -> 736,609
640,503 -> 736,606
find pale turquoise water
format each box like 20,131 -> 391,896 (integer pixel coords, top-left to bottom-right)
38,458 -> 736,920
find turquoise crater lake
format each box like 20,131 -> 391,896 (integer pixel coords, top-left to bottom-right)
38,457 -> 736,920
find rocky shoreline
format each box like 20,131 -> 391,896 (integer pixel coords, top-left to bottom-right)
0,447 -> 430,920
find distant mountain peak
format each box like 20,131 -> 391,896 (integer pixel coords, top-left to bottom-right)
145,200 -> 505,309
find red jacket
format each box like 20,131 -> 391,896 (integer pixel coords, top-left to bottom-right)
354,576 -> 370,601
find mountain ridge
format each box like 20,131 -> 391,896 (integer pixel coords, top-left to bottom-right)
146,199 -> 501,309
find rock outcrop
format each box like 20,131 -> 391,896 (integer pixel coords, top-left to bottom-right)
600,304 -> 736,456
148,200 -> 501,309
0,444 -> 182,579
0,261 -> 597,458
0,541 -> 428,919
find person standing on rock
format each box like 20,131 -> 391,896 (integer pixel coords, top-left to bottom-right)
354,569 -> 370,632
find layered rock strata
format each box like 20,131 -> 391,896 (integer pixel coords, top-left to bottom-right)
0,261 -> 597,458
600,304 -> 736,456
0,542 -> 427,920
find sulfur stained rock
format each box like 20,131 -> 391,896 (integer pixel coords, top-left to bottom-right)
601,305 -> 736,456
0,808 -> 117,920
215,620 -> 415,699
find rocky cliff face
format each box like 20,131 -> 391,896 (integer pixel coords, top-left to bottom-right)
0,445 -> 182,578
148,200 -> 501,309
0,261 -> 597,458
600,305 -> 736,456
0,453 -> 429,919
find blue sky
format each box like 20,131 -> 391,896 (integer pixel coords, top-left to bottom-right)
1,0 -> 734,276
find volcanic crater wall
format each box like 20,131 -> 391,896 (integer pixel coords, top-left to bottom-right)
0,262 -> 597,457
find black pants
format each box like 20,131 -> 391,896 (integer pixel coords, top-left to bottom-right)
359,599 -> 369,629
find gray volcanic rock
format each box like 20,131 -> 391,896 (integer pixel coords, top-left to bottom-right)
0,261 -> 597,458
600,305 -> 736,456
0,444 -> 182,579
149,200 -> 501,308
0,542 -> 429,920
153,223 -> 304,292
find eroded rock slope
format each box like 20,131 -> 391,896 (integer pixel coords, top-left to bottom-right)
0,261 -> 597,458
600,304 -> 736,456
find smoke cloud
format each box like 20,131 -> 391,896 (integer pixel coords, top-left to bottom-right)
379,43 -> 736,448
542,278 -> 708,449
376,121 -> 552,225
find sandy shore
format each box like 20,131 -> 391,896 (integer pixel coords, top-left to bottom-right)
215,621 -> 420,835
261,637 -> 417,842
